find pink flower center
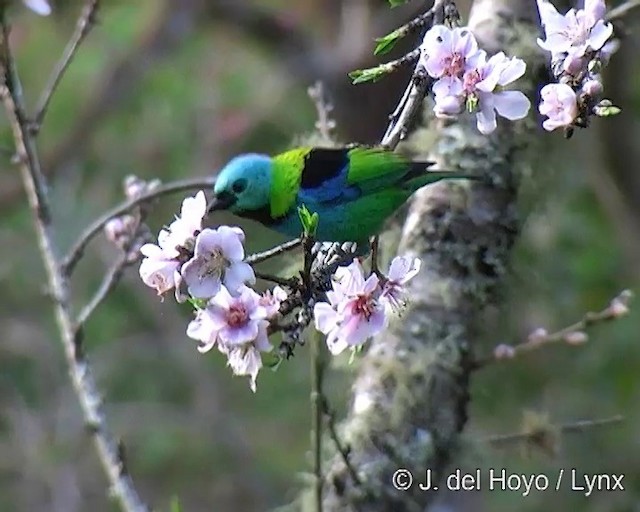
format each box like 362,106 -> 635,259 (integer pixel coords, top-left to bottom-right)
227,304 -> 248,327
352,294 -> 377,320
444,53 -> 465,76
463,69 -> 482,92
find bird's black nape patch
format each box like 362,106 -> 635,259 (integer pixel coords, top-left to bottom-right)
301,148 -> 348,188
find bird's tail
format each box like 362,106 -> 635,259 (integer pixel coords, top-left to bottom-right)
403,161 -> 480,189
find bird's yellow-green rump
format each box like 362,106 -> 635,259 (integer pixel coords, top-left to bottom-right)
208,146 -> 474,246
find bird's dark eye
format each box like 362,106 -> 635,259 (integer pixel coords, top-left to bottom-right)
232,178 -> 247,194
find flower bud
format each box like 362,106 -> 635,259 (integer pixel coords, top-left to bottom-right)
123,175 -> 148,200
527,327 -> 548,345
104,217 -> 128,244
564,331 -> 588,345
494,344 -> 516,360
608,299 -> 629,318
581,79 -> 603,98
104,215 -> 137,247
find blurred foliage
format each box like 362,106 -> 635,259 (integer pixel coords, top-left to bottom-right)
0,0 -> 638,511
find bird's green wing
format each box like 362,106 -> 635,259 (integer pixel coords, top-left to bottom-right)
346,146 -> 413,188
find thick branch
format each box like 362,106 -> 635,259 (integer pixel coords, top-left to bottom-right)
0,14 -> 147,512
322,1 -> 544,510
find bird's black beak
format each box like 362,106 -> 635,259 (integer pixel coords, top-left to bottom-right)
207,191 -> 236,212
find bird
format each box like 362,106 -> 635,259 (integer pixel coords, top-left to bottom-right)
207,146 -> 475,247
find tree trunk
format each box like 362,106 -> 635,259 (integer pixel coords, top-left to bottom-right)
320,1 -> 545,510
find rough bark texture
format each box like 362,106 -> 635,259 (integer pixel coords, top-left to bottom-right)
321,1 -> 545,511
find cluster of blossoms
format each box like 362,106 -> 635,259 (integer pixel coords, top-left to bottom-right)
139,191 -> 422,391
314,256 -> 420,355
417,0 -> 619,135
418,25 -> 531,134
536,0 -> 618,132
138,191 -> 279,391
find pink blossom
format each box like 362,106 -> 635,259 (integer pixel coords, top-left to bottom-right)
259,286 -> 288,318
187,285 -> 272,391
162,190 -> 208,251
539,83 -> 578,131
200,285 -> 269,347
139,191 -> 212,296
314,260 -> 387,355
181,226 -> 255,299
187,306 -> 221,354
220,343 -> 272,393
536,0 -> 613,57
420,26 -> 481,83
434,50 -> 530,134
138,243 -> 180,296
23,0 -> 51,15
381,256 -> 421,312
581,78 -> 603,97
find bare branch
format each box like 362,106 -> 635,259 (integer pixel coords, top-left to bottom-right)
254,271 -> 297,288
478,289 -> 633,367
76,252 -> 134,328
308,81 -> 336,144
379,0 -> 455,150
606,0 -> 640,22
322,399 -> 362,487
487,415 -> 625,447
32,0 -> 100,131
0,11 -> 148,512
245,237 -> 302,265
62,177 -> 214,275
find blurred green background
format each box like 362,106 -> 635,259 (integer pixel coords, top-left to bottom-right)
0,0 -> 638,511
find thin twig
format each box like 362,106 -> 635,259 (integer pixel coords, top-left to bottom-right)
323,400 -> 362,486
310,328 -> 325,512
370,235 -> 380,275
606,0 -> 640,22
379,0 -> 455,150
386,5 -> 439,42
380,76 -> 431,150
477,289 -> 633,368
254,271 -> 297,288
0,12 -> 147,512
486,415 -> 625,446
245,237 -> 302,265
76,252 -> 133,328
308,81 -> 336,143
32,0 -> 101,131
62,177 -> 214,275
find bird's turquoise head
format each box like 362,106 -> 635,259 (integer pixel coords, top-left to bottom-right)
208,153 -> 272,215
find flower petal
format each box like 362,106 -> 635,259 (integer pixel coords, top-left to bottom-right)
216,226 -> 246,261
493,91 -> 531,120
224,262 -> 256,294
497,58 -> 526,85
476,98 -> 498,134
23,0 -> 51,15
588,20 -> 613,51
314,302 -> 339,334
